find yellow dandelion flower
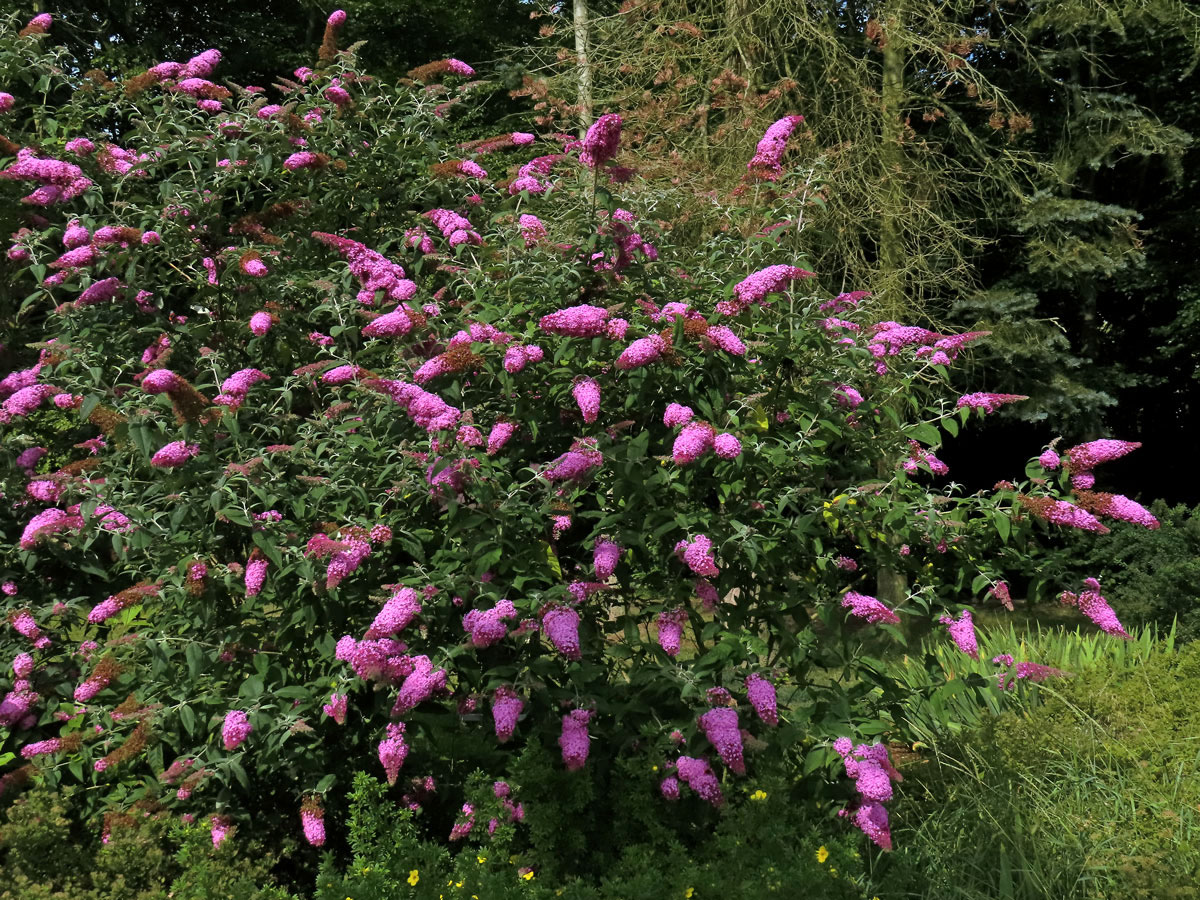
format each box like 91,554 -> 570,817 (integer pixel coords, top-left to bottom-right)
816,846 -> 830,864
408,869 -> 420,886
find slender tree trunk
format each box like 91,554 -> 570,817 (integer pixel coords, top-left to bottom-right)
878,4 -> 907,319
574,0 -> 593,137
725,0 -> 758,108
877,5 -> 909,608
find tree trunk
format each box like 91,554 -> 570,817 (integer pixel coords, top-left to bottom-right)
573,0 -> 593,137
877,6 -> 909,608
877,4 -> 907,320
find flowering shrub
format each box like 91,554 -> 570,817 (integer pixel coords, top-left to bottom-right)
0,10 -> 1156,856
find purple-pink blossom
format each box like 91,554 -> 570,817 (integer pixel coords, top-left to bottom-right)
518,214 -> 546,247
847,801 -> 892,851
746,115 -> 804,181
573,378 -> 601,423
491,686 -> 524,742
841,591 -> 900,626
675,534 -> 719,576
663,403 -> 694,427
957,393 -> 1028,414
1019,496 -> 1110,534
1060,578 -> 1130,639
463,599 -> 517,648
487,421 -> 517,455
579,113 -> 622,168
367,587 -> 422,639
673,422 -> 715,465
301,803 -> 325,847
379,723 -> 408,784
539,304 -> 609,337
542,440 -> 603,483
323,692 -> 347,725
392,655 -> 447,714
724,265 -> 813,315
615,334 -> 666,370
939,609 -> 979,659
542,606 -> 581,660
1064,439 -> 1141,473
713,433 -> 742,459
559,709 -> 592,770
593,539 -> 621,580
1038,448 -> 1061,470
705,324 -> 747,355
150,440 -> 199,469
222,710 -> 252,750
745,673 -> 778,725
2,383 -> 55,420
19,507 -> 83,549
698,706 -> 745,774
249,311 -> 273,336
675,756 -> 723,806
656,608 -> 688,657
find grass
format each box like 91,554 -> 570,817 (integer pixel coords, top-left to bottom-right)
870,627 -> 1200,900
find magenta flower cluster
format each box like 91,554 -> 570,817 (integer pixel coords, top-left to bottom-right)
698,706 -> 745,774
841,591 -> 900,626
221,710 -> 252,751
746,115 -> 805,181
579,113 -> 622,168
1060,578 -> 1130,638
674,534 -> 719,577
558,709 -> 592,770
939,609 -> 979,659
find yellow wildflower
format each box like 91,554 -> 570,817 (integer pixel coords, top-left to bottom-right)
521,870 -> 535,881
750,789 -> 767,801
477,856 -> 487,865
408,869 -> 420,886
816,846 -> 830,864
685,889 -> 695,898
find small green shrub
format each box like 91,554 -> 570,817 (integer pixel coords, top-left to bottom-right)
0,786 -> 294,900
314,770 -> 873,900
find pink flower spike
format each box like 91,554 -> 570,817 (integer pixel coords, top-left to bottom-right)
221,710 -> 252,750
572,378 -> 601,423
841,591 -> 900,626
939,609 -> 979,659
559,709 -> 592,771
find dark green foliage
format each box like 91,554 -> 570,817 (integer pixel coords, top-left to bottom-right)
313,769 -> 871,900
1064,502 -> 1200,642
58,1 -> 536,84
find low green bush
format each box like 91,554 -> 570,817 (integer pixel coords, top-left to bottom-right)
0,786 -> 295,900
314,769 -> 874,900
877,638 -> 1200,899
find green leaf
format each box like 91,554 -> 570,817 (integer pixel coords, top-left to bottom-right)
907,423 -> 941,446
995,512 -> 1011,543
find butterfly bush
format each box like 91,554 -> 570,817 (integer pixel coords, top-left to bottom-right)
0,10 -> 1156,857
